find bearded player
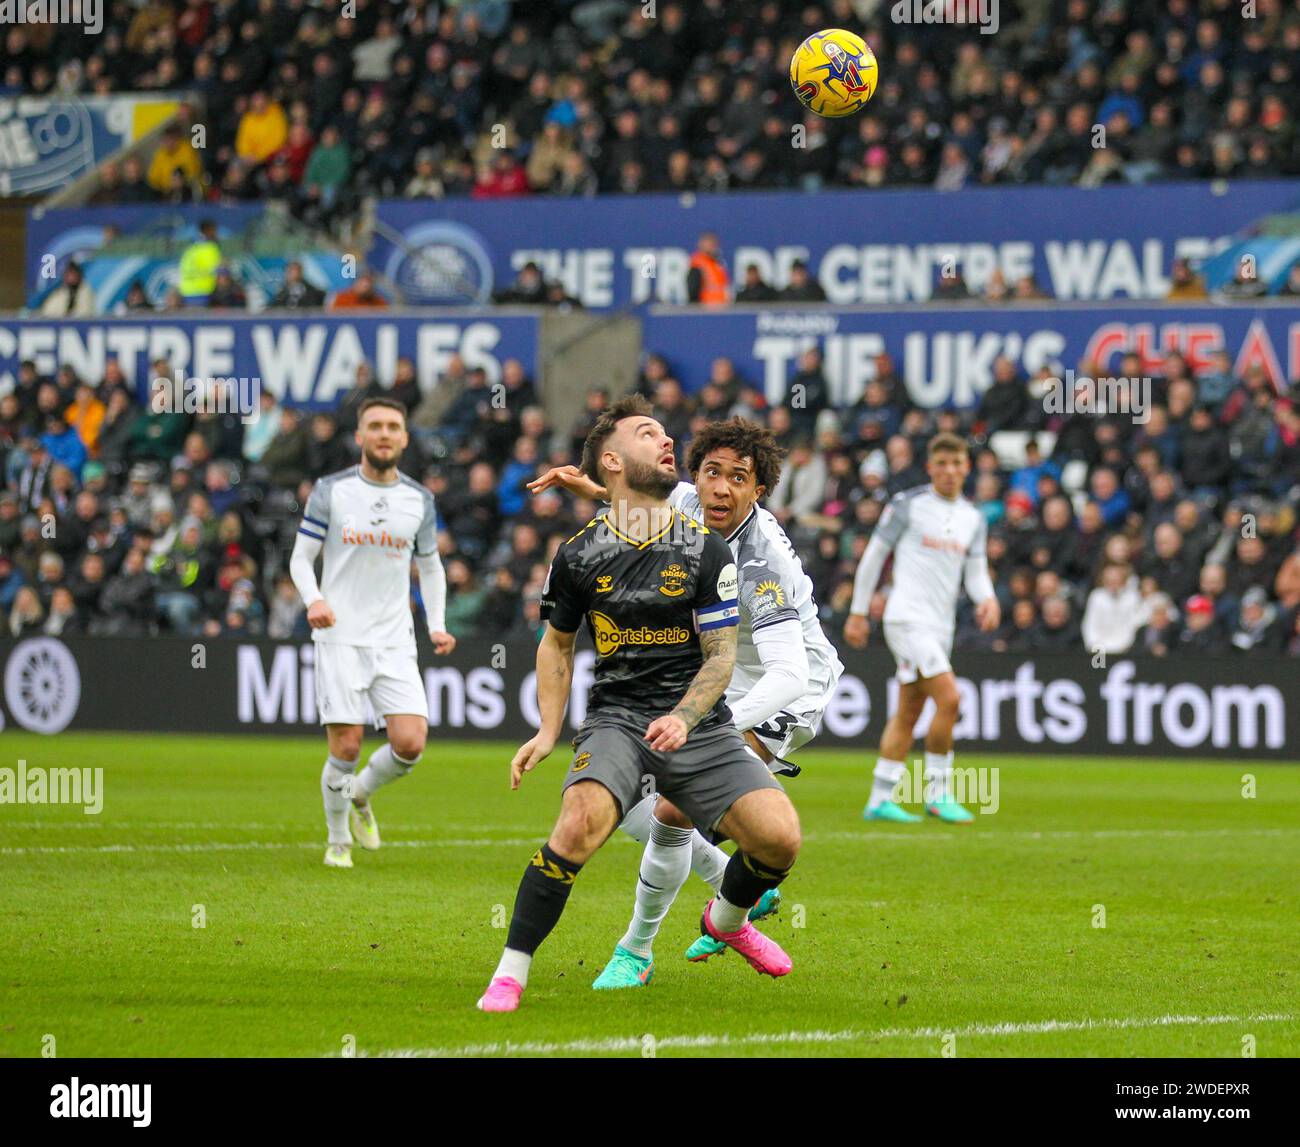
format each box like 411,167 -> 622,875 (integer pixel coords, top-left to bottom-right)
479,396 -> 801,1013
843,433 -> 1000,824
290,397 -> 456,868
528,416 -> 842,988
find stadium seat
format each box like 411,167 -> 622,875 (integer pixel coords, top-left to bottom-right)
1061,460 -> 1090,495
988,431 -> 1032,469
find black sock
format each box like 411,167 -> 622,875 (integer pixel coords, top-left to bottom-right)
504,842 -> 583,956
720,849 -> 791,911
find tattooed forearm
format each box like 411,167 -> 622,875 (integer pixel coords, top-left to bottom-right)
536,624 -> 575,736
672,625 -> 737,732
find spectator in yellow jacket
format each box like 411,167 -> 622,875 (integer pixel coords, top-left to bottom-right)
1167,257 -> 1208,300
235,92 -> 288,166
147,124 -> 202,194
66,382 -> 107,457
125,0 -> 173,53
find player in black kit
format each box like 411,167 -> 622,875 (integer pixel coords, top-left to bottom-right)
478,395 -> 802,1012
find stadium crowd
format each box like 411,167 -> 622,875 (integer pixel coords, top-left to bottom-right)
2,340 -> 1299,658
8,0 -> 1296,216
7,2 -> 1300,650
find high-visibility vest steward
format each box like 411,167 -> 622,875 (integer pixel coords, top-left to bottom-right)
179,239 -> 221,299
689,252 -> 730,304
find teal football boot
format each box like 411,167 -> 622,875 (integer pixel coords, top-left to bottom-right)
685,888 -> 782,961
592,945 -> 655,990
863,801 -> 924,823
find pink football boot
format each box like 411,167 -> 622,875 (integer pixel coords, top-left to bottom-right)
701,899 -> 793,977
477,976 -> 524,1013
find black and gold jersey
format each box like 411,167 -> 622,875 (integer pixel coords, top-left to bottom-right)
541,508 -> 740,726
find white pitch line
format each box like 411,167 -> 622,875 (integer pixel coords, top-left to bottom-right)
2,826 -> 1295,852
0,821 -> 491,831
0,838 -> 544,856
809,827 -> 1300,843
0,820 -> 106,828
354,1012 -> 1297,1058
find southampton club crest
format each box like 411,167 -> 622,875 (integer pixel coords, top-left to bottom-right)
658,563 -> 688,597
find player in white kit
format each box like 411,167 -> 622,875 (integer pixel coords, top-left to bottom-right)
289,397 -> 456,867
528,417 -> 843,985
844,433 -> 1000,824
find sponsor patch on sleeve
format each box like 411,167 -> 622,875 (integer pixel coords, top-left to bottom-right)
716,561 -> 738,601
749,578 -> 787,618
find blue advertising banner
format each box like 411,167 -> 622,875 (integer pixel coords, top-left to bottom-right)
642,304 -> 1300,408
1201,236 -> 1300,293
371,182 -> 1300,308
5,306 -> 1296,415
26,205 -> 265,303
0,314 -> 540,408
36,253 -> 359,315
0,94 -> 180,197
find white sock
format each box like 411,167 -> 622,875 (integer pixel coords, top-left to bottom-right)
493,947 -> 531,989
706,892 -> 749,935
355,743 -> 419,802
321,755 -> 356,845
619,817 -> 694,958
868,757 -> 908,810
690,832 -> 729,893
924,750 -> 954,804
621,795 -> 726,893
618,794 -> 655,843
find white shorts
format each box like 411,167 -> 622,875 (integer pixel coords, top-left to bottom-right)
314,643 -> 428,728
882,622 -> 954,685
746,707 -> 825,777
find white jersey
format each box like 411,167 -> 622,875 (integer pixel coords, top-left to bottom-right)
875,485 -> 989,631
299,466 -> 438,649
669,482 -> 843,714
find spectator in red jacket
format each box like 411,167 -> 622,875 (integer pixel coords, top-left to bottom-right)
330,272 -> 389,309
472,152 -> 530,199
271,122 -> 314,185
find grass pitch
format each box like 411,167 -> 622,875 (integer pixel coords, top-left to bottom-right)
1,733 -> 1296,1058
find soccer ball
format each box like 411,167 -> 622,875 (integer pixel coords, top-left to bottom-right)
789,29 -> 878,119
